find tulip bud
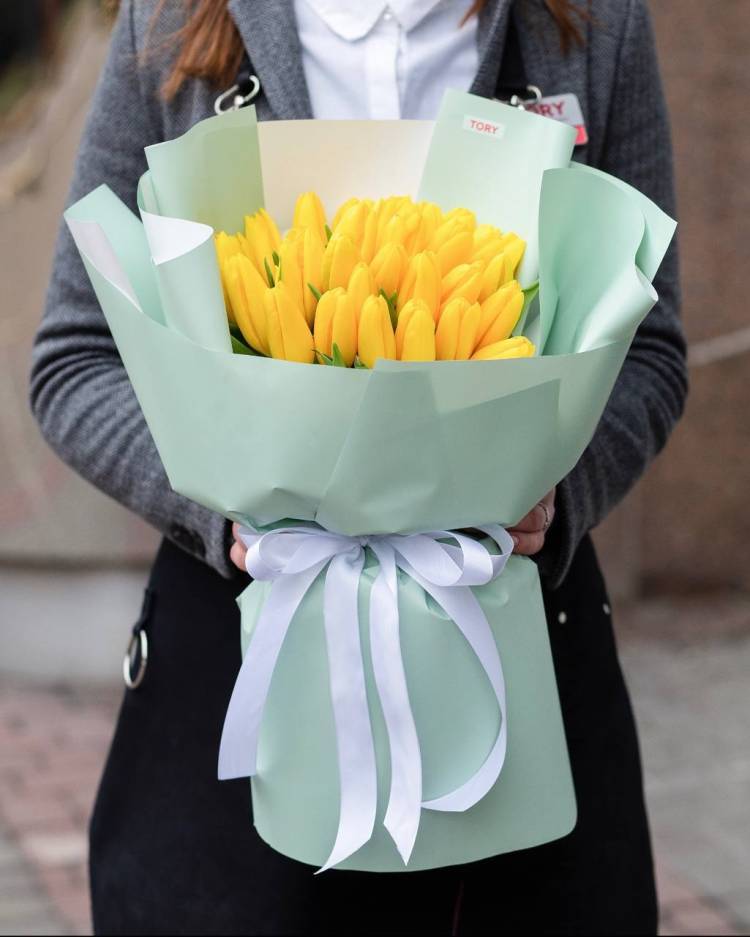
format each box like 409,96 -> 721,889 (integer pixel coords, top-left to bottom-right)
395,299 -> 436,361
436,230 -> 473,274
276,238 -> 305,317
471,336 -> 535,361
244,210 -> 278,275
314,288 -> 357,366
224,254 -> 271,355
398,250 -> 441,320
331,197 -> 361,231
333,200 -> 371,250
264,281 -> 315,363
436,297 -> 481,360
407,201 -> 443,254
321,233 -> 360,291
215,232 -> 244,321
347,262 -> 376,324
476,281 -> 524,349
293,191 -> 328,243
370,242 -> 407,297
440,262 -> 483,314
358,294 -> 397,368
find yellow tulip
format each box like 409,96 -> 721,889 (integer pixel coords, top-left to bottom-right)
347,262 -> 376,324
436,230 -> 473,273
471,336 -> 535,361
360,208 -> 381,263
440,262 -> 483,314
332,197 -> 361,231
333,200 -> 371,249
321,233 -> 360,291
476,281 -> 524,349
314,288 -> 357,366
358,294 -> 396,368
370,242 -> 407,297
478,252 -> 508,302
473,223 -> 502,253
293,191 -> 328,243
498,234 -> 526,279
215,232 -> 244,320
435,297 -> 481,360
276,238 -> 305,317
223,254 -> 271,355
443,207 -> 476,229
406,202 -> 443,254
264,281 -> 315,363
243,210 -> 279,275
395,299 -> 436,361
398,250 -> 441,320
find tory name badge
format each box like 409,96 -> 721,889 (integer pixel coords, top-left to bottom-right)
526,93 -> 588,146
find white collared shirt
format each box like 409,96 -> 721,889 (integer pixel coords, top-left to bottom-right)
294,0 -> 479,120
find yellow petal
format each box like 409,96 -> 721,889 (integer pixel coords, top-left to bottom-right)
370,242 -> 407,297
277,238 -> 305,315
347,262 -> 376,325
321,233 -> 360,291
224,254 -> 270,355
333,200 -> 370,249
293,191 -> 327,243
435,296 -> 466,360
301,228 -> 325,325
331,291 -> 358,366
471,336 -> 535,361
398,250 -> 441,321
244,212 -> 276,275
313,287 -> 345,358
476,282 -> 524,348
358,294 -> 396,368
399,303 -> 436,362
440,262 -> 483,314
264,281 -> 315,363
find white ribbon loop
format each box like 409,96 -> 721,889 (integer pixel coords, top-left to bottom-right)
218,523 -> 514,870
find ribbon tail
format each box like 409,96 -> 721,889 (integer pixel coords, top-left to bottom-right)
218,563 -> 325,780
409,572 -> 508,813
369,543 -> 422,866
318,550 -> 377,872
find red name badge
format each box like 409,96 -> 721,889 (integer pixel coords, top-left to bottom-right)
526,93 -> 588,146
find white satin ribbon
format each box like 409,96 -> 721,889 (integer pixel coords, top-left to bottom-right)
218,523 -> 514,871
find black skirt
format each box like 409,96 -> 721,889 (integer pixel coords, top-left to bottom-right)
90,536 -> 657,936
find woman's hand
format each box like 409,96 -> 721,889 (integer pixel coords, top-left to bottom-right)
508,488 -> 556,556
230,488 -> 557,571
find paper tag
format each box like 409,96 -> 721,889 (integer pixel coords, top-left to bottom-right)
526,93 -> 588,146
462,115 -> 506,140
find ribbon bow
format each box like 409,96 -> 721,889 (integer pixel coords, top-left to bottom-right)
218,523 -> 514,871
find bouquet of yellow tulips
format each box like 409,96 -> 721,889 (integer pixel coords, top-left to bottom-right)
66,91 -> 676,875
215,193 -> 533,367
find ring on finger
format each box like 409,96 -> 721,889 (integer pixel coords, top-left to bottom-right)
538,500 -> 552,532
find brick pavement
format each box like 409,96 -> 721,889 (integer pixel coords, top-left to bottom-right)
0,659 -> 747,936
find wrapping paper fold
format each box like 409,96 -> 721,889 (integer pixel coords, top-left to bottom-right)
65,90 -> 675,871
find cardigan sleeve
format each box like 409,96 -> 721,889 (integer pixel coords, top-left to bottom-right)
29,0 -> 237,578
536,0 -> 688,587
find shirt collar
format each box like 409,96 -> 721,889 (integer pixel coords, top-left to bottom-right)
300,0 -> 465,40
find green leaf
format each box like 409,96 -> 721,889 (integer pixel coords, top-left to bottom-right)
324,224 -> 333,243
379,288 -> 398,330
230,334 -> 257,356
264,257 -> 275,287
316,350 -> 333,366
353,356 -> 369,369
272,250 -> 280,267
307,282 -> 322,302
331,343 -> 348,368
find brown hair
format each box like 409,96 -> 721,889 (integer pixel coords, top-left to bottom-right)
145,0 -> 589,101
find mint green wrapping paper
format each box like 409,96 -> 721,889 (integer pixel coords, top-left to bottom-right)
65,91 -> 675,872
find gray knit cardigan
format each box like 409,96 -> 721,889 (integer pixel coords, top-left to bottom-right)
30,0 -> 687,586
